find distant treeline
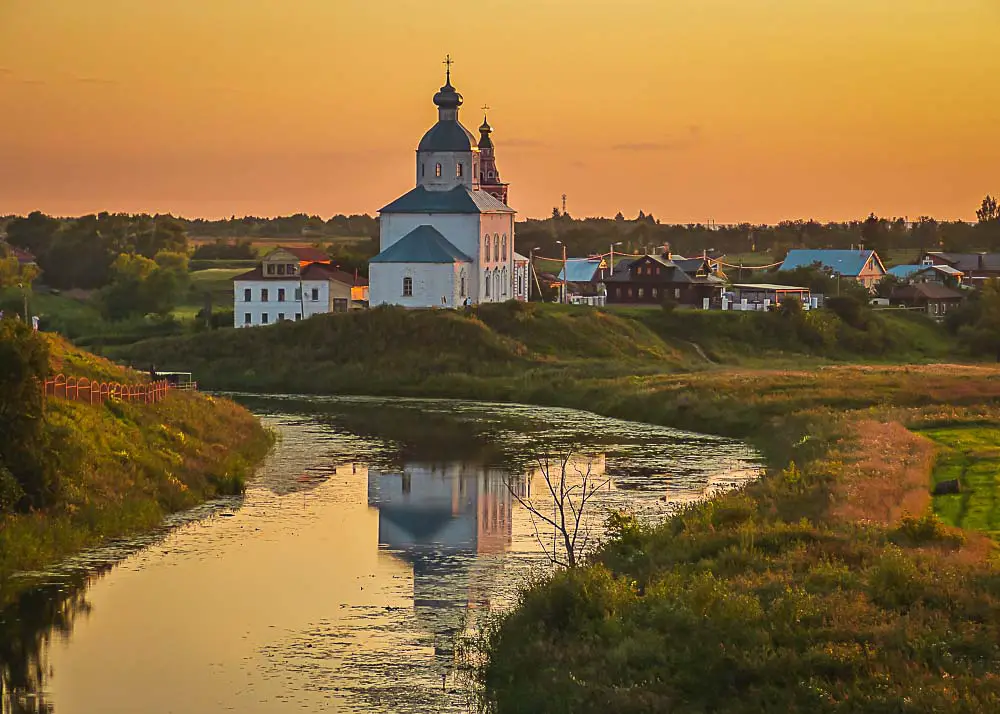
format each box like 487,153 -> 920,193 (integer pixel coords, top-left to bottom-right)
181,213 -> 379,239
516,195 -> 1000,261
4,195 -> 999,286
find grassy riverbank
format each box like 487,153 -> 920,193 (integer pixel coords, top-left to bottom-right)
477,369 -> 1000,713
0,329 -> 272,603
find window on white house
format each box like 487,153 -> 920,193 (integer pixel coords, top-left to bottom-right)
277,264 -> 286,275
403,277 -> 413,296
261,313 -> 269,324
435,163 -> 442,177
278,288 -> 286,302
266,264 -> 275,275
311,288 -> 319,301
261,289 -> 269,302
674,288 -> 681,299
244,313 -> 251,325
287,263 -> 296,274
278,313 -> 285,321
295,313 -> 302,320
244,288 -> 251,302
294,288 -> 302,300
638,288 -> 645,298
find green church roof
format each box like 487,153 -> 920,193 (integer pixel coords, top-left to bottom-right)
379,185 -> 514,214
369,225 -> 473,264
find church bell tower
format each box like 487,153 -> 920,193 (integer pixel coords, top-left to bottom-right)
477,110 -> 509,206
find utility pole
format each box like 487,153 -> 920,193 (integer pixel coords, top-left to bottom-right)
562,242 -> 568,304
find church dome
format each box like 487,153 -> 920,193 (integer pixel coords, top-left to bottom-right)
478,115 -> 493,150
433,77 -> 463,110
418,121 -> 477,152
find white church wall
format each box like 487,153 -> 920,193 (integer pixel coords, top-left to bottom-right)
380,213 -> 479,256
369,262 -> 465,308
478,213 -> 516,302
415,150 -> 479,192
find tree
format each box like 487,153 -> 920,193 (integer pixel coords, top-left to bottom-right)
98,251 -> 188,320
503,453 -> 611,568
875,274 -> 904,299
977,195 -> 999,224
0,319 -> 53,511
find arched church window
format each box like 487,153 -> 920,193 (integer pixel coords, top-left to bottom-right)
483,235 -> 490,261
402,276 -> 413,297
456,163 -> 464,178
502,267 -> 508,296
435,163 -> 442,178
484,270 -> 491,297
460,269 -> 467,298
493,235 -> 499,262
421,164 -> 426,177
493,269 -> 500,300
488,171 -> 494,179
501,235 -> 507,260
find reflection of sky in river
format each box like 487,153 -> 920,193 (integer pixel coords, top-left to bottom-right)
1,397 -> 761,714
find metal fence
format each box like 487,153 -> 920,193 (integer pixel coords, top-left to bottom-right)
42,374 -> 172,405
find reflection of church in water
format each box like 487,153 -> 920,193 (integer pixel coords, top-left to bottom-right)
367,463 -> 519,656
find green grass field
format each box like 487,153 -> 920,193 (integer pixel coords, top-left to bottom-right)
923,426 -> 1000,538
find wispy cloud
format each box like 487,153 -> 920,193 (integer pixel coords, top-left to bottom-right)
74,76 -> 118,86
612,125 -> 703,152
16,79 -> 46,86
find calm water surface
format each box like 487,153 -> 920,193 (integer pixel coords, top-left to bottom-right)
0,396 -> 762,713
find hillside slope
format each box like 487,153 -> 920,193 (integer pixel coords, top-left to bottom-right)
0,328 -> 271,597
111,302 -> 964,395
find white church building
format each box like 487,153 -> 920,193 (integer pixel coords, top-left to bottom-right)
370,60 -> 524,308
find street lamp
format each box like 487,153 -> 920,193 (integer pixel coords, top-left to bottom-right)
528,247 -> 536,301
610,241 -> 623,276
555,240 -> 568,304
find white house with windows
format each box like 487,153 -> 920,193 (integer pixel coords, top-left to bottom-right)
232,247 -> 368,328
369,62 -> 516,308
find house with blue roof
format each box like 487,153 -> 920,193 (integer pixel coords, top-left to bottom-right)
779,249 -> 887,290
369,61 -> 520,308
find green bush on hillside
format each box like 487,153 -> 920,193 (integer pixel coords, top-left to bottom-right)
0,320 -> 55,512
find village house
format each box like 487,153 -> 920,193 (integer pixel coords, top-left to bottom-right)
779,249 -> 886,290
232,246 -> 369,328
919,252 -> 1000,284
889,282 -> 965,320
604,254 -> 725,307
887,263 -> 964,287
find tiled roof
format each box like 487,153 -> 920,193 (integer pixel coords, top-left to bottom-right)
926,252 -> 1000,272
887,264 -> 922,279
232,262 -> 365,285
892,283 -> 965,300
780,249 -> 884,277
558,259 -> 603,283
379,185 -> 515,214
368,225 -> 473,264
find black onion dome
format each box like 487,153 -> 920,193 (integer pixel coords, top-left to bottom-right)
433,78 -> 463,109
478,115 -> 493,149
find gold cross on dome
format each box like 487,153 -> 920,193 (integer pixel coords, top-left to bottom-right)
443,54 -> 453,80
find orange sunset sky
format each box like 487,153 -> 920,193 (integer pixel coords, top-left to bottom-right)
1,0 -> 998,223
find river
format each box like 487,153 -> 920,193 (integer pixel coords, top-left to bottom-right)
0,396 -> 762,714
